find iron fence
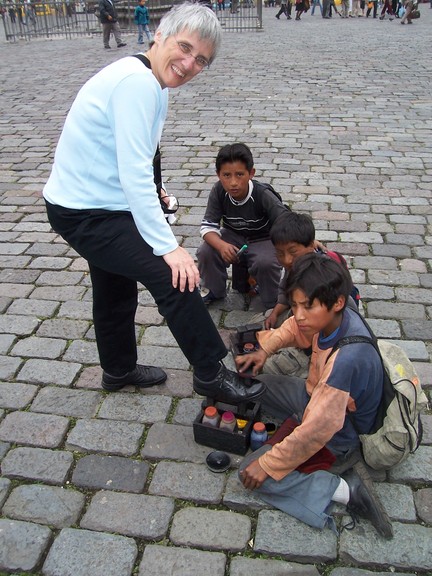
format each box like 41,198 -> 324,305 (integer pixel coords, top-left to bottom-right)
0,0 -> 262,41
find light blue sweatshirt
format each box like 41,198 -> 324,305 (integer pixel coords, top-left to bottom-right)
43,56 -> 178,256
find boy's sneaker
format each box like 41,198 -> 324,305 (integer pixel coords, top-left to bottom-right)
200,288 -> 223,305
102,365 -> 167,391
193,363 -> 265,404
342,461 -> 393,539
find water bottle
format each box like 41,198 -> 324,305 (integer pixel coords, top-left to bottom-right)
250,421 -> 268,451
219,411 -> 236,432
201,406 -> 220,428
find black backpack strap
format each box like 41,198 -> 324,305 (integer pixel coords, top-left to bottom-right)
153,145 -> 162,195
326,334 -> 375,362
132,53 -> 151,69
326,334 -> 382,436
326,327 -> 395,436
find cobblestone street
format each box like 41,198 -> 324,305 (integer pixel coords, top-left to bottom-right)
0,5 -> 431,575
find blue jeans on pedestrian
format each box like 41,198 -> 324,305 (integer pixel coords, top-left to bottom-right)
311,0 -> 323,14
137,23 -> 151,44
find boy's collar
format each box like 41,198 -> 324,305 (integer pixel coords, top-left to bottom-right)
228,180 -> 253,206
318,308 -> 348,348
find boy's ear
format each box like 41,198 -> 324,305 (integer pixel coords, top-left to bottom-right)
249,168 -> 256,179
332,295 -> 346,313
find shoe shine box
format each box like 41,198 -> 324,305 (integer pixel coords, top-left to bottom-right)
193,323 -> 263,455
193,398 -> 261,455
229,322 -> 262,360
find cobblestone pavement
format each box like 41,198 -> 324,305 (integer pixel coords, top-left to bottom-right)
1,5 -> 432,576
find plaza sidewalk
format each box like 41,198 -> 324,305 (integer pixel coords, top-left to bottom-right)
0,6 -> 431,575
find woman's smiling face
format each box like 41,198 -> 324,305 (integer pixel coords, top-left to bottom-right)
151,29 -> 215,89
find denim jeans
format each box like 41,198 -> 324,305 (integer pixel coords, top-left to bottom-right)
311,0 -> 323,14
137,23 -> 151,43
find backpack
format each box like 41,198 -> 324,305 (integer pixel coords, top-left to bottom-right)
328,316 -> 429,471
255,181 -> 283,204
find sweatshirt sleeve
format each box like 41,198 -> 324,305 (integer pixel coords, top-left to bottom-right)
200,183 -> 224,238
259,382 -> 350,480
258,351 -> 350,481
257,316 -> 313,356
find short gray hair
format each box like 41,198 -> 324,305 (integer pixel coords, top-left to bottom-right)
157,2 -> 222,62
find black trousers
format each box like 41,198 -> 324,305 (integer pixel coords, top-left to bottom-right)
45,201 -> 228,376
366,1 -> 377,16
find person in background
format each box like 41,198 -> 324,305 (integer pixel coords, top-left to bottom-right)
99,0 -> 127,49
134,0 -> 152,44
340,0 -> 349,17
400,0 -> 414,22
379,0 -> 395,19
311,0 -> 323,16
275,0 -> 290,18
43,3 -> 265,405
366,0 -> 378,17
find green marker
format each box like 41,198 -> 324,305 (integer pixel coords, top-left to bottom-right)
236,244 -> 248,256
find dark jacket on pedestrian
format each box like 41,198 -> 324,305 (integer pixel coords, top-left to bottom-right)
99,0 -> 118,23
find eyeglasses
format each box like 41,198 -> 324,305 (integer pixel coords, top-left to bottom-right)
176,41 -> 210,69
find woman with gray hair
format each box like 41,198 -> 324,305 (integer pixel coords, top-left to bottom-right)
43,3 -> 265,404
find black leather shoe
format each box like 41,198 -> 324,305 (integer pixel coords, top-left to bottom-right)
193,364 -> 265,404
117,42 -> 127,47
102,365 -> 167,391
343,462 -> 393,539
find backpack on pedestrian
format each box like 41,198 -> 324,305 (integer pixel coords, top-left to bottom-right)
329,315 -> 429,471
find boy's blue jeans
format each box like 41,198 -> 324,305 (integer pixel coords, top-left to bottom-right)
137,23 -> 151,43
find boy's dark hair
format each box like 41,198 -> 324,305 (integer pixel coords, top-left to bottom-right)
270,211 -> 315,247
286,252 -> 353,311
215,143 -> 254,173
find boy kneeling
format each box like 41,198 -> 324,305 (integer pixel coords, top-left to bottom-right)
236,253 -> 393,538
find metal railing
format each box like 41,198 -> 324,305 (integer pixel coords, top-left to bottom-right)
1,0 -> 262,42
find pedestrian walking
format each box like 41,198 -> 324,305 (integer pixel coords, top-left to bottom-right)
275,0 -> 290,18
379,0 -> 395,19
134,0 -> 152,44
311,0 -> 323,15
99,0 -> 127,49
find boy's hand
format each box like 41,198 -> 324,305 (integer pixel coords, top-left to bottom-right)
313,239 -> 327,252
240,460 -> 269,490
218,242 -> 238,264
235,349 -> 267,376
264,310 -> 279,329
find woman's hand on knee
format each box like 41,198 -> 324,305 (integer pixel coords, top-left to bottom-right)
163,246 -> 200,292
